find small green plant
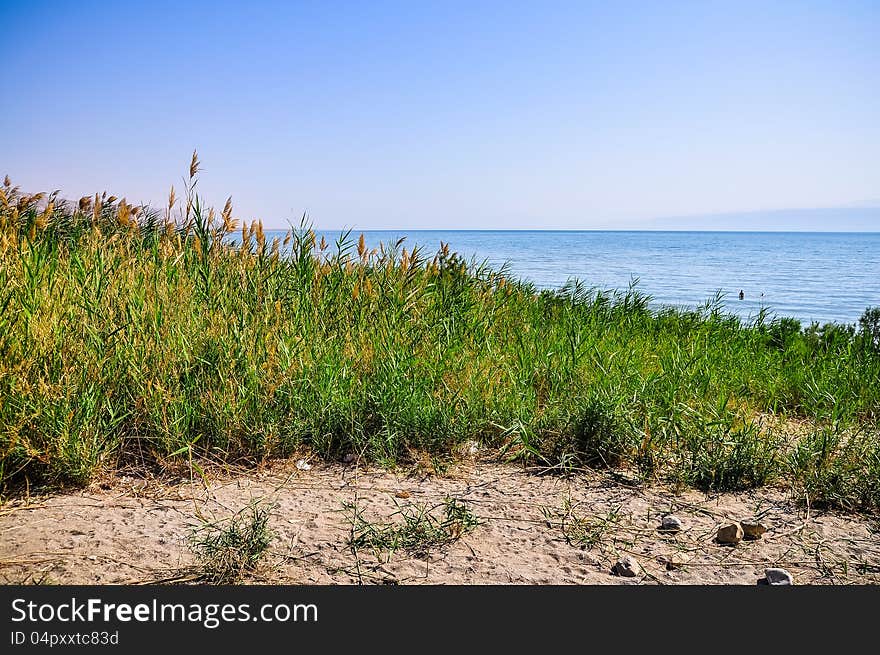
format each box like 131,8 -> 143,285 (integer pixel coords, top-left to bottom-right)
188,501 -> 276,583
345,497 -> 480,558
543,499 -> 622,549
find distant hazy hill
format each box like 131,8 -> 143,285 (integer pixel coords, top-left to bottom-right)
639,207 -> 880,232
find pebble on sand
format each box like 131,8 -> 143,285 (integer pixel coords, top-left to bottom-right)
716,522 -> 744,544
762,568 -> 793,585
611,555 -> 639,577
660,553 -> 689,570
741,521 -> 767,540
660,515 -> 683,532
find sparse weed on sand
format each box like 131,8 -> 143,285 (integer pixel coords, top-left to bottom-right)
345,497 -> 481,559
188,500 -> 276,583
543,499 -> 623,550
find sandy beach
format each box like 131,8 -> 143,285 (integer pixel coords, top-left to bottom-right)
2,459 -> 877,585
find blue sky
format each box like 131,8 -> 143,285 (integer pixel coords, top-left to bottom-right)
2,0 -> 878,230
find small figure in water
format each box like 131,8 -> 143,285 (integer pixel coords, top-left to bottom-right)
738,290 -> 745,300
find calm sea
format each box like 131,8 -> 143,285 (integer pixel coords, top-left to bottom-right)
272,230 -> 880,326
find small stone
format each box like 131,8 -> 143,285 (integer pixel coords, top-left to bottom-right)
659,554 -> 689,570
741,521 -> 767,540
295,459 -> 312,471
763,568 -> 793,585
611,555 -> 639,577
716,522 -> 744,544
660,515 -> 683,532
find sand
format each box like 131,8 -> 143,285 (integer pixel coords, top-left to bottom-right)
1,459 -> 878,585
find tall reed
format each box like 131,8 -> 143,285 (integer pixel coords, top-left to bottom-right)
1,163 -> 878,511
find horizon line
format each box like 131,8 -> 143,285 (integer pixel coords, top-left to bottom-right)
273,227 -> 880,234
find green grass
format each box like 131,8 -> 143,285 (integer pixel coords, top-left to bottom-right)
188,501 -> 276,583
542,499 -> 623,550
1,164 -> 879,512
345,497 -> 481,558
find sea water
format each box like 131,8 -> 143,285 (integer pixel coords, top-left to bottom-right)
271,230 -> 879,326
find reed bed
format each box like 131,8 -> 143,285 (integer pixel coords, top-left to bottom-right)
1,157 -> 878,511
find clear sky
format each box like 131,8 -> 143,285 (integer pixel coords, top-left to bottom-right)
3,0 -> 879,230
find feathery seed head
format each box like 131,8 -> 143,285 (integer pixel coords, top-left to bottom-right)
36,202 -> 53,229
